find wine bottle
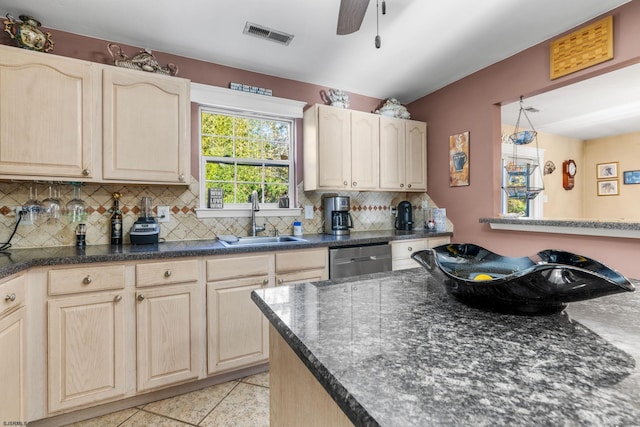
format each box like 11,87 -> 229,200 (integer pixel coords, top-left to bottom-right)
110,193 -> 123,246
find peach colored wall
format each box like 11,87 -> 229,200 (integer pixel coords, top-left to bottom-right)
409,1 -> 640,278
583,132 -> 640,220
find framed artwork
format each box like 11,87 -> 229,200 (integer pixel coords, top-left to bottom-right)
623,170 -> 640,185
449,131 -> 469,187
596,162 -> 618,179
597,179 -> 619,196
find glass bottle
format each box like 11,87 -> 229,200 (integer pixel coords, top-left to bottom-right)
110,192 -> 123,246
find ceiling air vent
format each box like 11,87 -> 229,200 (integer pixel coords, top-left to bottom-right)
243,22 -> 294,46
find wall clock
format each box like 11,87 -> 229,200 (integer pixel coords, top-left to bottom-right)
563,160 -> 577,190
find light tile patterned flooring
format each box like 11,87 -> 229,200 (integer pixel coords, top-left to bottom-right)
66,372 -> 270,427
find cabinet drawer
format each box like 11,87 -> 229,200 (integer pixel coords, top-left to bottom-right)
48,265 -> 125,295
206,254 -> 272,282
390,239 -> 427,259
136,259 -> 198,288
426,237 -> 451,248
0,274 -> 25,317
276,248 -> 327,273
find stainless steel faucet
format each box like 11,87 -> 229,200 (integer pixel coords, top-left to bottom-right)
250,190 -> 265,236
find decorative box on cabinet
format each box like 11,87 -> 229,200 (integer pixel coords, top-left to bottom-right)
303,104 -> 379,191
0,273 -> 27,422
0,45 -> 96,180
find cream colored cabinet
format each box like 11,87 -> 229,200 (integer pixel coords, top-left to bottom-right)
391,237 -> 450,271
380,117 -> 427,191
0,45 -> 96,180
206,254 -> 273,374
303,104 -> 379,191
135,259 -> 200,391
47,265 -> 126,413
0,274 -> 27,422
275,247 -> 328,286
102,66 -> 190,184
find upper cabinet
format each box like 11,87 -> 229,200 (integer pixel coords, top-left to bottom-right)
380,117 -> 427,191
304,104 -> 425,192
102,67 -> 190,184
0,45 -> 97,180
304,104 -> 379,191
0,45 -> 191,185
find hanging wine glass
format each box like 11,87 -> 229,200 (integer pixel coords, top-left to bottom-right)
65,183 -> 88,223
22,182 -> 42,224
41,183 -> 63,220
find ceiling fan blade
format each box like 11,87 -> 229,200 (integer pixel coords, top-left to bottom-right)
337,0 -> 370,35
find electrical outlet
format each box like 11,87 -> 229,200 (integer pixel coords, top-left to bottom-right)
390,206 -> 397,216
421,200 -> 428,209
157,206 -> 171,223
304,205 -> 314,219
15,206 -> 32,225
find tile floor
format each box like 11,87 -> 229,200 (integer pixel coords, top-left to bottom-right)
66,372 -> 270,427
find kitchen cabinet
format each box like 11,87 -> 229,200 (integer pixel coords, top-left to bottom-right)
390,237 -> 450,271
275,247 -> 328,286
206,254 -> 274,374
0,274 -> 27,422
47,264 -> 126,413
135,259 -> 200,391
380,117 -> 427,191
303,104 -> 379,191
0,45 -> 96,180
102,66 -> 190,184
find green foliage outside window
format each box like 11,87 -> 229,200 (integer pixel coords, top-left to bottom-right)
201,110 -> 292,205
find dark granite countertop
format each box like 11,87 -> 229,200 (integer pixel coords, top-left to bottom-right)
252,269 -> 640,426
0,230 -> 451,279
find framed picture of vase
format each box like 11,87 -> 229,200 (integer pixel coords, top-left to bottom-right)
449,131 -> 470,187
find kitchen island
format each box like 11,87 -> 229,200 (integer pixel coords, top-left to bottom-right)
252,268 -> 640,426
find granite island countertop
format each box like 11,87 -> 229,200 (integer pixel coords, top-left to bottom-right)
252,269 -> 640,426
0,229 -> 451,280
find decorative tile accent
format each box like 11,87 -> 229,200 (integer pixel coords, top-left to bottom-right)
0,180 -> 449,248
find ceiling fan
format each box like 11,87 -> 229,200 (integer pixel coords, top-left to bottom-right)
337,0 -> 386,47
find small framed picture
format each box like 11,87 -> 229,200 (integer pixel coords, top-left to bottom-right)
597,179 -> 619,196
208,188 -> 224,209
623,170 -> 640,185
596,162 -> 618,179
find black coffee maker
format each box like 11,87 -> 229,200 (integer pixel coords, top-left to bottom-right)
395,201 -> 413,230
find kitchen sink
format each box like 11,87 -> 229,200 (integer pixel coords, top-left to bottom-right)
218,235 -> 308,248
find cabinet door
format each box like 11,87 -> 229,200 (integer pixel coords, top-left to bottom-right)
102,66 -> 190,184
350,111 -> 379,190
136,283 -> 200,391
391,239 -> 428,271
379,116 -> 406,190
0,307 -> 27,422
0,46 -> 95,179
207,276 -> 270,374
405,120 -> 427,191
48,292 -> 126,413
317,105 -> 351,189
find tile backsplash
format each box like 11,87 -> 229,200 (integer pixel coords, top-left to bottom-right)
0,179 -> 450,248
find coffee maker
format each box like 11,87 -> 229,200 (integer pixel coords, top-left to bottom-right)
395,201 -> 413,230
322,194 -> 353,235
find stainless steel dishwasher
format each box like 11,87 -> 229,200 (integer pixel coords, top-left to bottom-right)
329,243 -> 392,279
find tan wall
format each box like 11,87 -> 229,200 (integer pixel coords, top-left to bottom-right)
584,131 -> 640,220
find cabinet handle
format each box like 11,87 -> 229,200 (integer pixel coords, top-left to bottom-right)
343,181 -> 348,186
277,278 -> 284,285
352,181 -> 357,187
179,174 -> 185,182
164,270 -> 172,278
82,276 -> 92,285
137,294 -> 145,301
114,294 -> 122,303
4,293 -> 16,302
82,168 -> 91,176
408,247 -> 413,251
262,279 -> 268,285
400,183 -> 404,188
408,184 -> 412,188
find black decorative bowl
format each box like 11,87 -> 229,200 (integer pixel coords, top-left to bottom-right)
412,243 -> 635,315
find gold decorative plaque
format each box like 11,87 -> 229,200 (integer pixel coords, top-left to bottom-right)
550,15 -> 613,80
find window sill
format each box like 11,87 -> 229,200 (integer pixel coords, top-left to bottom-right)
195,207 -> 302,219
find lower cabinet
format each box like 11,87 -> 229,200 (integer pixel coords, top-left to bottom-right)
0,273 -> 27,422
390,237 -> 451,271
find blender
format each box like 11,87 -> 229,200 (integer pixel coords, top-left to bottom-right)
130,197 -> 160,244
